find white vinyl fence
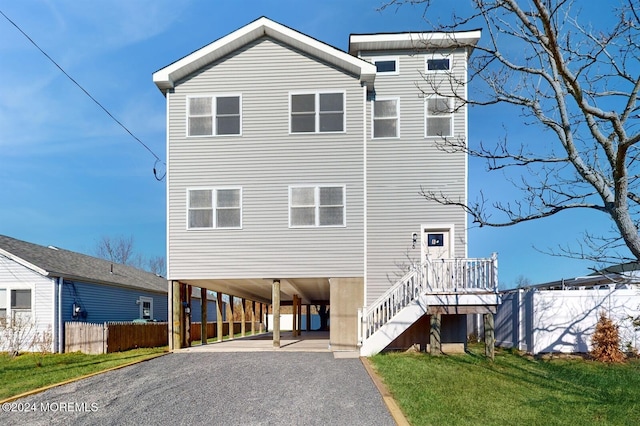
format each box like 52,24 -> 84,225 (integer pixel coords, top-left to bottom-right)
495,287 -> 640,354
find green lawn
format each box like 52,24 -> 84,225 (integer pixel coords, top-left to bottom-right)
370,346 -> 640,426
0,347 -> 167,400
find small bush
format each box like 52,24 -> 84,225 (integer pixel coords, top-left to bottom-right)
591,312 -> 625,363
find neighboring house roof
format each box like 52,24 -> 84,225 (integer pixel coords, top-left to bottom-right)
348,29 -> 482,55
504,272 -> 639,293
152,16 -> 377,92
0,235 -> 167,294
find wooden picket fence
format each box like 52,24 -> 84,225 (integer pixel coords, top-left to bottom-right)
65,322 -> 168,354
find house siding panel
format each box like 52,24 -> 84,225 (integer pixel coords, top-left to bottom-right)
167,38 -> 365,279
61,280 -> 168,323
363,49 -> 469,304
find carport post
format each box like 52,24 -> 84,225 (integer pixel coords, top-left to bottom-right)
484,313 -> 495,361
273,280 -> 281,348
306,305 -> 311,332
297,297 -> 302,335
259,303 -> 265,333
216,292 -> 223,342
170,280 -> 181,350
292,294 -> 299,338
240,298 -> 246,337
228,295 -> 235,340
251,301 -> 256,335
201,287 -> 207,345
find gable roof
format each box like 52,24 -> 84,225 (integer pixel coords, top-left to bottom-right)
153,16 -> 377,92
0,235 -> 167,294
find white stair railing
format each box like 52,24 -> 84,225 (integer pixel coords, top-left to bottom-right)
360,266 -> 425,342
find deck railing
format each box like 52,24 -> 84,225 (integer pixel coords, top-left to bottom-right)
359,253 -> 498,344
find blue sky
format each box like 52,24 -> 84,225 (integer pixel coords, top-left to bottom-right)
0,0 -> 624,287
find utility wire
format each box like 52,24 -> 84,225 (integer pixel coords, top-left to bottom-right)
0,9 -> 166,181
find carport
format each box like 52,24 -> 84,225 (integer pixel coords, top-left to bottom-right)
168,277 -> 332,351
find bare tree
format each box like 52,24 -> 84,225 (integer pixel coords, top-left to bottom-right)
95,235 -> 166,276
385,0 -> 640,264
515,275 -> 532,288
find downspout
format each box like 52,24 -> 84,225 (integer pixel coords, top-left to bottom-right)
362,82 -> 368,307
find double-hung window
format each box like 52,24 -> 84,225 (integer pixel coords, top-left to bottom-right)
188,95 -> 241,136
0,289 -> 6,324
425,97 -> 453,137
188,188 -> 242,229
373,98 -> 399,138
289,186 -> 345,227
290,92 -> 344,133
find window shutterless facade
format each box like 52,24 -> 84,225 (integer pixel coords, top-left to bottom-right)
289,185 -> 346,227
187,188 -> 242,229
425,97 -> 454,137
187,95 -> 241,136
290,91 -> 345,133
372,98 -> 399,138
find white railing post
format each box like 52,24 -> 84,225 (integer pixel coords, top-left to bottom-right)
492,252 -> 499,292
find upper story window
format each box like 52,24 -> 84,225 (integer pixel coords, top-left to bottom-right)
290,92 -> 345,133
373,98 -> 399,138
188,95 -> 241,136
373,57 -> 399,75
425,97 -> 453,137
426,55 -> 451,72
188,188 -> 242,229
289,185 -> 345,227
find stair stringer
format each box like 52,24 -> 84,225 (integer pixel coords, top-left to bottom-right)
360,292 -> 429,357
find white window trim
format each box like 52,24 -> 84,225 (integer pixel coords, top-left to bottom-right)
372,56 -> 399,75
289,90 -> 346,134
1,287 -> 33,323
186,187 -> 243,230
288,185 -> 347,228
426,53 -> 452,73
139,296 -> 153,320
186,93 -> 243,137
424,96 -> 454,138
372,97 -> 400,139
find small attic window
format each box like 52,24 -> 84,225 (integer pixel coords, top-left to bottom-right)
427,57 -> 451,72
373,57 -> 398,75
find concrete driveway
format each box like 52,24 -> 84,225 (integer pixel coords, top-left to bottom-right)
1,352 -> 395,425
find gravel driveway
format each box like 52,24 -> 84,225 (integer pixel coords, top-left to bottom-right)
1,352 -> 395,425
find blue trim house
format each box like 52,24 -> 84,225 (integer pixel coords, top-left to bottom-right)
0,235 -> 167,353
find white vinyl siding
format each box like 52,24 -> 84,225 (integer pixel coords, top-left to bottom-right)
167,38 -> 364,279
290,91 -> 345,133
290,185 -> 346,227
187,188 -> 242,229
187,94 -> 241,136
362,48 -> 468,304
373,98 -> 399,138
425,97 -> 454,137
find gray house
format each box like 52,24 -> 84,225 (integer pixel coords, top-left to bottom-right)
0,235 -> 167,353
153,17 -> 499,356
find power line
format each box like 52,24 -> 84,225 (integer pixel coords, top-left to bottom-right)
0,8 -> 166,181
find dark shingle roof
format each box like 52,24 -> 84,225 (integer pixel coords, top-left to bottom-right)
0,235 -> 167,294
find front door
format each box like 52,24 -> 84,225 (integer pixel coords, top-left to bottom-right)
422,225 -> 454,290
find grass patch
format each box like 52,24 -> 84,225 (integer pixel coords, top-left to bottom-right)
370,345 -> 640,426
0,347 -> 167,400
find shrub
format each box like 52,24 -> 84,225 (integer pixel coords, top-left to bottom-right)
591,312 -> 625,363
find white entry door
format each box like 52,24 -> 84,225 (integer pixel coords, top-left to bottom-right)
422,225 -> 454,290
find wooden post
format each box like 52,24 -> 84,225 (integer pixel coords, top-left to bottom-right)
259,303 -> 264,333
216,292 -> 223,342
170,281 -> 181,350
306,304 -> 311,332
240,298 -> 246,337
200,287 -> 207,345
273,280 -> 281,348
430,314 -> 442,355
251,301 -> 256,335
228,295 -> 235,340
292,294 -> 298,338
186,284 -> 192,347
484,313 -> 495,361
297,297 -> 303,335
